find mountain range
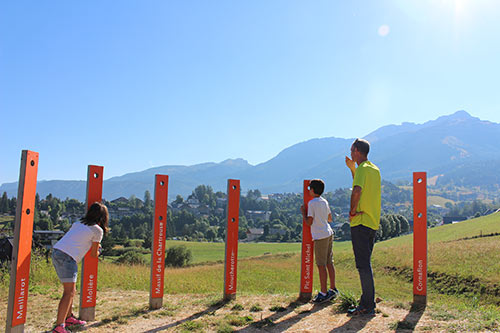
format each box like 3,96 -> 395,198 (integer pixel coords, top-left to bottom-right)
2,110 -> 500,201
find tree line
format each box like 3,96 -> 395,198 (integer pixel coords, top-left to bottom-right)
1,180 -> 418,247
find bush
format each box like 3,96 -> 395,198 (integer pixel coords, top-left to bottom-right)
124,239 -> 143,247
336,290 -> 359,313
105,246 -> 149,257
114,250 -> 147,265
165,245 -> 192,267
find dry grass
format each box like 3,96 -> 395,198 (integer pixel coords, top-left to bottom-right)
1,213 -> 499,331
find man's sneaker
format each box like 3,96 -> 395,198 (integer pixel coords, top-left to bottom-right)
65,314 -> 86,327
347,306 -> 376,316
52,325 -> 71,333
327,288 -> 339,300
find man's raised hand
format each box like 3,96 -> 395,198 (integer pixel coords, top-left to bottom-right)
345,156 -> 355,171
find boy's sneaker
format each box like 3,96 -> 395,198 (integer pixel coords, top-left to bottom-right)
327,288 -> 339,300
65,314 -> 86,327
52,325 -> 71,333
312,292 -> 330,303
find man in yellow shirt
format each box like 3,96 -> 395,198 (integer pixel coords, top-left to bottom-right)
345,138 -> 381,316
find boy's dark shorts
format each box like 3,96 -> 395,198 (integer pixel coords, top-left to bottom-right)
314,235 -> 333,266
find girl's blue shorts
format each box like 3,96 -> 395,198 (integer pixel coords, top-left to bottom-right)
52,248 -> 78,283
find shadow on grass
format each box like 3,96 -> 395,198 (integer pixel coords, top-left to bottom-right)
82,305 -> 154,330
394,302 -> 426,332
138,298 -> 230,333
239,298 -> 331,332
329,311 -> 375,332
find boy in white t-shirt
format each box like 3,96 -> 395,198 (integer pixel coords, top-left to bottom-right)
301,179 -> 339,303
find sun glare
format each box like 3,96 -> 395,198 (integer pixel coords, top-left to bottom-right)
378,24 -> 390,37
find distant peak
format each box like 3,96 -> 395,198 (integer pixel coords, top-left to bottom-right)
220,158 -> 251,166
431,110 -> 478,125
450,110 -> 472,118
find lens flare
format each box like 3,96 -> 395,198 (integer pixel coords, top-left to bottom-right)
378,24 -> 390,37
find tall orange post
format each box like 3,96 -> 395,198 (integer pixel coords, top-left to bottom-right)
413,172 -> 427,305
6,150 -> 39,333
79,165 -> 104,321
223,179 -> 240,301
299,180 -> 314,302
149,175 -> 169,309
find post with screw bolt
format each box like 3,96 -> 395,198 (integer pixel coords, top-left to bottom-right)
299,180 -> 314,302
223,179 -> 240,301
6,150 -> 39,333
413,172 -> 427,306
149,174 -> 169,309
79,165 -> 104,321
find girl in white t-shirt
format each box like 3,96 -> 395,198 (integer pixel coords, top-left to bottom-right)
51,202 -> 109,333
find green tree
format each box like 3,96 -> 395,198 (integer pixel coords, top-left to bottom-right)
65,198 -> 84,214
376,225 -> 383,240
35,193 -> 40,210
206,227 -> 217,241
49,204 -> 61,227
398,215 -> 410,234
36,216 -> 53,230
392,214 -> 401,236
263,225 -> 270,237
238,228 -> 248,240
144,190 -> 153,209
9,197 -> 16,215
101,234 -> 116,255
0,192 -> 9,213
380,215 -> 390,240
59,218 -> 71,232
174,195 -> 184,205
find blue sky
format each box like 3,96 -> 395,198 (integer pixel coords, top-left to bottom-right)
2,0 -> 500,184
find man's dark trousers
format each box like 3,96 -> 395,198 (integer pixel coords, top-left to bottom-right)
351,225 -> 377,310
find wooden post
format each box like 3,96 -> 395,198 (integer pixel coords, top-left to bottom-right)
223,179 -> 240,301
413,172 -> 427,305
79,165 -> 104,321
149,175 -> 169,309
299,180 -> 314,302
6,150 -> 39,333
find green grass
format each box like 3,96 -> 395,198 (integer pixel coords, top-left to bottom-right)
427,195 -> 454,207
373,213 -> 500,287
164,240 -> 301,264
0,215 -> 14,223
1,213 -> 499,331
106,240 -> 302,266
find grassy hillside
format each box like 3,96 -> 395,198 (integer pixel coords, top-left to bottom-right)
374,213 -> 500,277
0,213 -> 499,331
427,195 -> 454,207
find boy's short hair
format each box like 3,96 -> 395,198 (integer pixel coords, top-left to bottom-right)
309,179 -> 325,195
352,138 -> 370,156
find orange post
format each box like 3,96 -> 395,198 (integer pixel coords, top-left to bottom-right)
6,150 -> 39,333
413,172 -> 427,305
79,165 -> 104,321
149,175 -> 169,309
299,180 -> 314,302
223,179 -> 240,301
